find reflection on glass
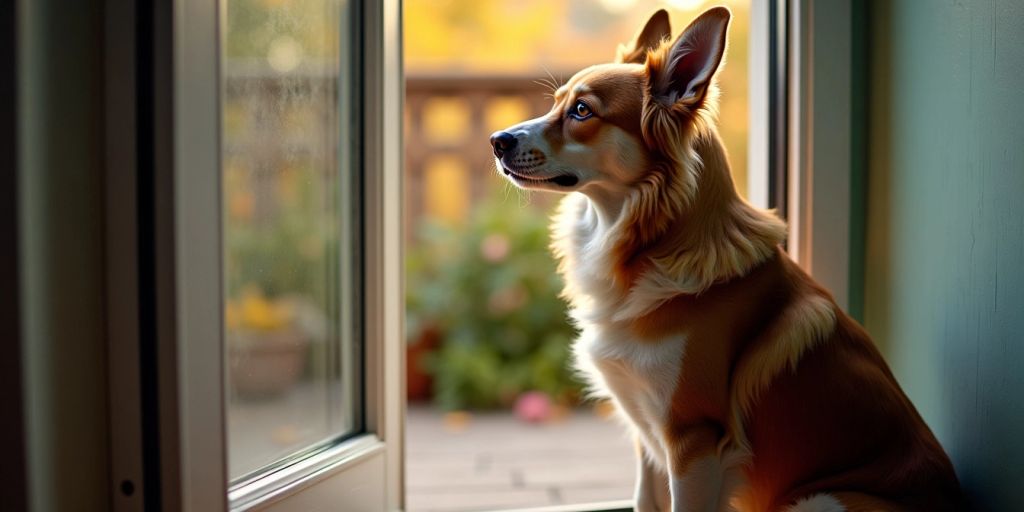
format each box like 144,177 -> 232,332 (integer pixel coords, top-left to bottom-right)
222,0 -> 356,482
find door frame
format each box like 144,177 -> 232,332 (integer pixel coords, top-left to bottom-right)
103,0 -> 404,509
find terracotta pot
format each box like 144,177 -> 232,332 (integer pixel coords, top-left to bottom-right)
228,328 -> 309,399
406,324 -> 440,402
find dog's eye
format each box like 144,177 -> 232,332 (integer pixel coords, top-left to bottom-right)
569,100 -> 593,120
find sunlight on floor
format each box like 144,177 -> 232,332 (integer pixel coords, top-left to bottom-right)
406,406 -> 635,512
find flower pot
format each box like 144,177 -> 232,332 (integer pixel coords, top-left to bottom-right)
228,328 -> 309,399
407,324 -> 440,402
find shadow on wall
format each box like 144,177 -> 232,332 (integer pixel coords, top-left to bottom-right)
865,0 -> 1024,510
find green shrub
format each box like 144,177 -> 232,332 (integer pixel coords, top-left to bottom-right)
406,193 -> 581,410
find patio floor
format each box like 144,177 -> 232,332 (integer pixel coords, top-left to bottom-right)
406,405 -> 635,512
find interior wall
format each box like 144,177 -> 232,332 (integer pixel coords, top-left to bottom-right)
866,0 -> 1024,509
2,1 -> 28,510
17,0 -> 110,509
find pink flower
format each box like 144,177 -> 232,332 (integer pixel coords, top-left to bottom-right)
480,234 -> 510,262
514,391 -> 551,423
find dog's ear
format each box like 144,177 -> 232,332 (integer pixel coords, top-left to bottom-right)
616,9 -> 671,64
647,6 -> 730,107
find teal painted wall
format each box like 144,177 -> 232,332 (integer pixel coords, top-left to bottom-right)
866,0 -> 1024,509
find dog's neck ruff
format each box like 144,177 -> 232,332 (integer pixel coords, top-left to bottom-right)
551,141 -> 787,327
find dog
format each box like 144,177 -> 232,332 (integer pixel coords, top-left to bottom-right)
489,7 -> 962,512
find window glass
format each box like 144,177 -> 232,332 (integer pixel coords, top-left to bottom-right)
222,0 -> 359,482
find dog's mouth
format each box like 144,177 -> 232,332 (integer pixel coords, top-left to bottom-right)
502,166 -> 579,187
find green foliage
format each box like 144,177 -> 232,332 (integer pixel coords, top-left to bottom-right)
224,166 -> 336,312
406,194 -> 581,410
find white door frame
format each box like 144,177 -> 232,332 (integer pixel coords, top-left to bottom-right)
104,0 -> 405,509
787,0 -> 855,311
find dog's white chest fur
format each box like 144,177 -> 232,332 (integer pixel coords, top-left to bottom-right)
574,324 -> 686,469
558,195 -> 688,469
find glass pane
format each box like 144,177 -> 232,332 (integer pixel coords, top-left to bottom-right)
222,0 -> 358,482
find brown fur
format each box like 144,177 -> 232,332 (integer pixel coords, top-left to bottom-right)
494,7 -> 963,510
631,247 -> 962,511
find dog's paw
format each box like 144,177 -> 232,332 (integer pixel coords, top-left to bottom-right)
634,499 -> 662,512
635,494 -> 671,512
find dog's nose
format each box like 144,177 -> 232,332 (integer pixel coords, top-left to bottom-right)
490,131 -> 517,158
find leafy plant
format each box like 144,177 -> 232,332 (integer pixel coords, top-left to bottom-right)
224,164 -> 336,309
406,193 -> 582,410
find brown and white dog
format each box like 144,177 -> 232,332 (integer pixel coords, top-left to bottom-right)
489,7 -> 962,512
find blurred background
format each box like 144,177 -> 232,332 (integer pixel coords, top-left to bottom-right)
403,0 -> 750,509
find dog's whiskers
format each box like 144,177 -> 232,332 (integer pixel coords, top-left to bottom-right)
537,65 -> 565,101
517,188 -> 532,208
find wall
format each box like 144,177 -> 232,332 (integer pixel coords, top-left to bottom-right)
866,0 -> 1024,509
17,0 -> 110,509
1,2 -> 28,510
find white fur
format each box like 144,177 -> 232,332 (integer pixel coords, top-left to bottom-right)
574,323 -> 685,471
715,447 -> 750,511
670,455 -> 722,512
553,194 -> 637,325
635,449 -> 671,512
665,448 -> 747,512
786,494 -> 846,512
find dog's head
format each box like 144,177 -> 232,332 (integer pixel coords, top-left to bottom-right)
490,7 -> 730,203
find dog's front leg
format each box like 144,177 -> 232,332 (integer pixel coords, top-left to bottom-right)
634,436 -> 670,512
666,424 -> 725,512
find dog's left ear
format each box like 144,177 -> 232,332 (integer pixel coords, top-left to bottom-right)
647,6 -> 730,107
616,9 -> 671,64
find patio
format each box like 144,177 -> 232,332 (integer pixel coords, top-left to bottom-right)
406,405 -> 635,512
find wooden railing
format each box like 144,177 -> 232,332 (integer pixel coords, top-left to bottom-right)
404,74 -> 558,231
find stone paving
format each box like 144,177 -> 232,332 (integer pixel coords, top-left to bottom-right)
406,406 -> 635,512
